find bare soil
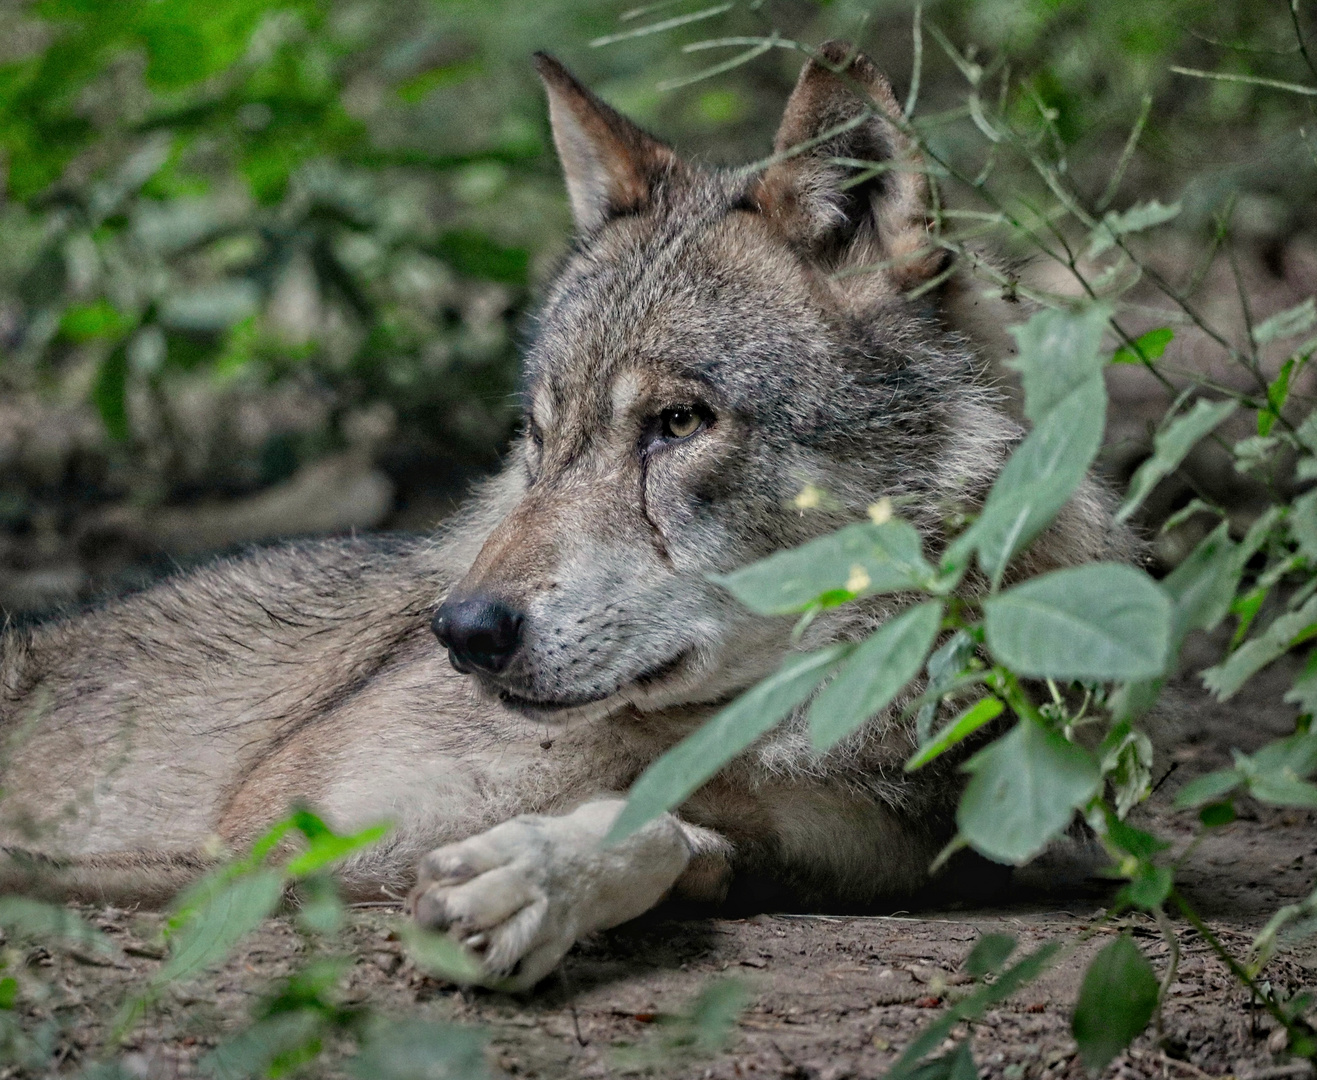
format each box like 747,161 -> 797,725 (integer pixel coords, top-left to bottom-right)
5,636 -> 1317,1080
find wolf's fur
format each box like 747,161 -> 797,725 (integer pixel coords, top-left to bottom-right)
0,44 -> 1135,989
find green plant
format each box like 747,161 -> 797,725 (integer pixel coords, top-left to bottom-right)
599,3 -> 1317,1073
0,809 -> 495,1078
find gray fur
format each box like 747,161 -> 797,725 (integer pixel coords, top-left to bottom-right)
0,47 -> 1134,971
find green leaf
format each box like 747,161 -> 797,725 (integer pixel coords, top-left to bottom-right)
60,299 -> 134,341
159,281 -> 260,332
435,230 -> 530,285
1290,490 -> 1317,564
1286,652 -> 1317,715
957,719 -> 1101,865
1291,669 -> 1317,716
711,520 -> 935,616
351,1018 -> 490,1080
906,696 -> 1004,772
684,977 -> 753,1052
1174,768 -> 1243,809
92,342 -> 130,440
914,630 -> 980,742
1238,507 -> 1285,568
886,943 -> 1061,1080
951,377 -> 1107,587
0,977 -> 16,1010
1006,305 -> 1112,423
1161,498 -> 1223,533
808,601 -> 944,751
263,956 -> 349,1014
1109,521 -> 1236,731
1199,801 -> 1236,828
610,646 -> 848,842
1230,585 -> 1270,647
1253,297 -> 1317,346
1107,677 -> 1164,725
1161,522 -> 1240,646
294,874 -> 344,936
1260,357 -> 1299,435
1071,934 -> 1159,1072
907,1042 -> 979,1080
964,933 -> 1017,977
396,58 -> 484,103
1088,199 -> 1181,257
396,922 -> 486,985
1111,327 -> 1173,365
159,869 -> 284,983
983,564 -> 1172,681
0,897 -> 115,954
1233,733 -> 1317,808
1116,399 -> 1237,522
290,808 -> 334,840
1120,864 -> 1173,910
1101,816 -> 1172,908
1299,410 -> 1317,455
1101,725 -> 1154,818
1103,814 -> 1171,860
1248,731 -> 1317,780
201,1009 -> 324,1080
1234,434 -> 1280,475
243,817 -> 298,872
1248,771 -> 1317,807
284,822 -> 391,878
1202,595 -> 1317,700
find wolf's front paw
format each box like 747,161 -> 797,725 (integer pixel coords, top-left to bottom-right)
408,800 -> 692,991
409,817 -> 572,991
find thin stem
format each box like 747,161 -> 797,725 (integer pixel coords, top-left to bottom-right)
1098,93 -> 1153,212
1290,0 -> 1317,85
992,668 -> 1046,726
904,1 -> 923,120
1187,26 -> 1301,57
727,25 -> 1272,434
658,37 -> 777,91
1224,227 -> 1269,396
1153,906 -> 1181,1042
1115,243 -> 1257,376
1171,890 -> 1294,1033
1186,204 -> 1230,296
950,70 -> 1259,404
916,104 -> 1188,398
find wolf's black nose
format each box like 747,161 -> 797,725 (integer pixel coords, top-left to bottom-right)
431,597 -> 524,674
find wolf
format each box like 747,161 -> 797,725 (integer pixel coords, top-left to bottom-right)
0,43 -> 1133,990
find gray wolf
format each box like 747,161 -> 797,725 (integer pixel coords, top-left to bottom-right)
0,43 -> 1132,990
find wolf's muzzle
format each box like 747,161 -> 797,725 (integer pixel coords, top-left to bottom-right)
431,596 -> 524,674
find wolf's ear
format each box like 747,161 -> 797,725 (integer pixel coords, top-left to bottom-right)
751,42 -> 941,289
534,52 -> 682,234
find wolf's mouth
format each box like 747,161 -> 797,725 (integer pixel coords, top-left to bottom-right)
495,650 -> 689,714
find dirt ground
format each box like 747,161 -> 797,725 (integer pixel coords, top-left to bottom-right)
4,636 -> 1316,1080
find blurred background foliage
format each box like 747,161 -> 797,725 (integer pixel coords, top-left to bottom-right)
0,0 -> 1313,613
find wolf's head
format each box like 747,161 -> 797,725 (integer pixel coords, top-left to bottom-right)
432,43 -> 1019,718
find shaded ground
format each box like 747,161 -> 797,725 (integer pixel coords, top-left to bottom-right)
5,647 -> 1316,1080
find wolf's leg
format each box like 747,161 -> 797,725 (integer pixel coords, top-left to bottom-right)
408,798 -> 730,990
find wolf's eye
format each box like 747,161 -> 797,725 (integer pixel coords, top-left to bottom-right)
661,407 -> 703,440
